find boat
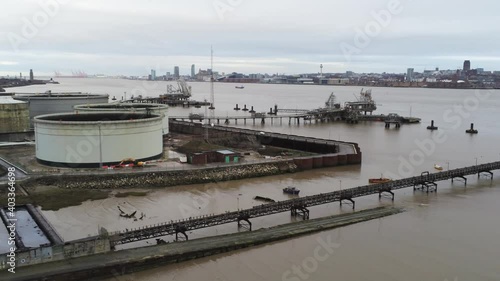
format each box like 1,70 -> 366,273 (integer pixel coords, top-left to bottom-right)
369,177 -> 392,184
434,164 -> 443,171
235,86 -> 244,89
283,186 -> 300,195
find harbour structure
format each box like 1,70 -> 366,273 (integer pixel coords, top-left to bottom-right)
129,79 -> 210,107
33,112 -> 163,168
74,102 -> 169,135
0,96 -> 30,134
104,161 -> 499,245
13,91 -> 109,126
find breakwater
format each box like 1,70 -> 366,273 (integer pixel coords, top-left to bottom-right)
1,206 -> 403,281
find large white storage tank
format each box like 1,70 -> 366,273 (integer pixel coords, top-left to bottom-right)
74,102 -> 169,135
13,92 -> 109,126
34,112 -> 163,168
0,97 -> 30,133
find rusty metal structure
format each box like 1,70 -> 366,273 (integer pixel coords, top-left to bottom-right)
108,161 -> 499,247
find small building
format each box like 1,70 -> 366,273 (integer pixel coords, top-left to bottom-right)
188,153 -> 207,165
187,150 -> 240,165
216,150 -> 239,163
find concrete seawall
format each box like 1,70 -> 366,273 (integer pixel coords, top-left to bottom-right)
27,161 -> 299,189
1,206 -> 403,281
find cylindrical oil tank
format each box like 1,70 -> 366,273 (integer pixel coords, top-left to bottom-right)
13,92 -> 109,126
0,97 -> 30,133
74,102 -> 169,135
34,113 -> 163,168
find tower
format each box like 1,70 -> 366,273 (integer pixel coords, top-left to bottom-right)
174,66 -> 180,79
463,60 -> 471,71
191,64 -> 195,78
209,46 -> 215,110
29,69 -> 34,81
407,68 -> 414,82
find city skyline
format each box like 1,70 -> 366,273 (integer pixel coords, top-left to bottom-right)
1,0 -> 500,76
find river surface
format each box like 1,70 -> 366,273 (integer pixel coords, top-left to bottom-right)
8,79 -> 500,280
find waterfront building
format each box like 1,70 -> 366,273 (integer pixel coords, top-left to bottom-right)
463,60 -> 471,71
174,66 -> 180,79
406,68 -> 414,82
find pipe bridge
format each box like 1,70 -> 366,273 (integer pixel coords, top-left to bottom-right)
108,161 -> 499,247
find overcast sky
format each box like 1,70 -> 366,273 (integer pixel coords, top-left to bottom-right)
1,0 -> 500,76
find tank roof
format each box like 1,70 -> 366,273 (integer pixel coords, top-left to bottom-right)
34,112 -> 161,123
74,102 -> 168,110
0,96 -> 26,104
14,92 -> 109,99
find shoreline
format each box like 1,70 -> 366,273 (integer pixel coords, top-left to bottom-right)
1,206 -> 404,281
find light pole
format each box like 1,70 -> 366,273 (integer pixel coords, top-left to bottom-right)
98,121 -> 103,169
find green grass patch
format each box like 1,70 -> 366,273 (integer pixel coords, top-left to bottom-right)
0,189 -> 111,211
115,191 -> 148,198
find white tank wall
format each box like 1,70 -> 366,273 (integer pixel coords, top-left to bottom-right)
34,117 -> 162,167
14,95 -> 109,125
74,104 -> 169,135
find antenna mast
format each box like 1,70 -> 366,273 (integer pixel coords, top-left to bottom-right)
209,46 -> 215,111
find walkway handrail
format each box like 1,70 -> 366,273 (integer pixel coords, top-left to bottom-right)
108,161 -> 500,246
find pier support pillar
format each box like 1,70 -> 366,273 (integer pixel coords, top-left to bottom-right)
378,188 -> 394,201
237,213 -> 252,231
291,205 -> 310,220
478,170 -> 493,180
451,176 -> 467,186
175,225 -> 188,241
340,197 -> 355,210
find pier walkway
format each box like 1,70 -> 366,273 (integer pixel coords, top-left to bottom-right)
109,161 -> 499,247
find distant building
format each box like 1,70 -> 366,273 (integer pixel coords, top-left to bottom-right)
29,69 -> 34,81
476,68 -> 484,74
249,73 -> 264,80
191,64 -> 195,78
150,69 -> 156,81
174,66 -> 180,79
463,60 -> 471,71
196,69 -> 212,81
406,68 -> 414,82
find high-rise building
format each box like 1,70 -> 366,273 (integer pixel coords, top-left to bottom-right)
463,60 -> 471,71
406,68 -> 414,82
191,64 -> 195,78
150,69 -> 156,81
174,66 -> 180,79
29,69 -> 34,81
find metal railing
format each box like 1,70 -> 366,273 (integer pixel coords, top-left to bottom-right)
108,161 -> 500,246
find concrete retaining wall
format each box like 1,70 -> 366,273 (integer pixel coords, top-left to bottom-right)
26,161 -> 298,189
0,237 -> 110,270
